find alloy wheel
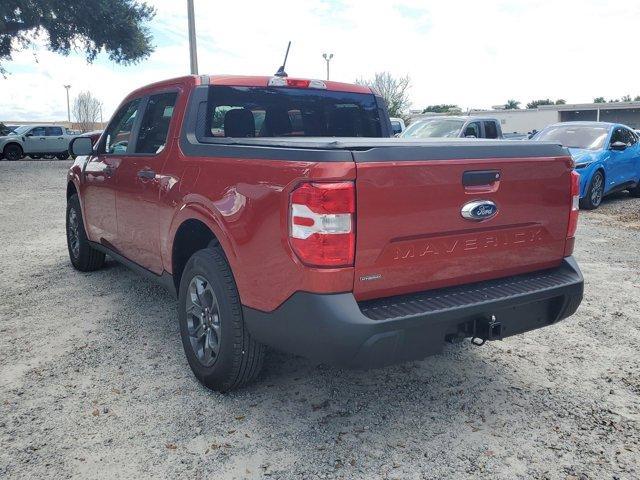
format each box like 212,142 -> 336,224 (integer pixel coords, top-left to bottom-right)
186,275 -> 221,367
591,173 -> 603,206
67,207 -> 80,259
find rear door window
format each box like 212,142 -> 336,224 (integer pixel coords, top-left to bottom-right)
207,86 -> 382,138
45,126 -> 63,136
135,92 -> 178,154
483,121 -> 498,139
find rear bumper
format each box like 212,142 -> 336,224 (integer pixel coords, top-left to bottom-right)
243,257 -> 584,368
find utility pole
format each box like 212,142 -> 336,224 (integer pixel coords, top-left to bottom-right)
322,53 -> 333,81
64,85 -> 71,123
187,0 -> 198,74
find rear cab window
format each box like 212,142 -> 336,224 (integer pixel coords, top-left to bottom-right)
206,86 -> 382,138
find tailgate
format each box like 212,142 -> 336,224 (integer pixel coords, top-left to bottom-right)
352,143 -> 573,301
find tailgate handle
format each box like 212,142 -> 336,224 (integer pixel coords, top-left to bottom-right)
462,170 -> 501,186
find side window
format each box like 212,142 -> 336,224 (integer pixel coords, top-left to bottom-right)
135,92 -> 178,154
611,127 -> 633,146
484,121 -> 498,139
45,126 -> 63,136
101,99 -> 141,154
30,127 -> 46,136
622,128 -> 636,145
463,122 -> 481,138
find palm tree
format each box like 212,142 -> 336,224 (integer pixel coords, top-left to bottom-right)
504,99 -> 521,110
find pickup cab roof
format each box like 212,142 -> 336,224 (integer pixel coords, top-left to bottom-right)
123,74 -> 374,102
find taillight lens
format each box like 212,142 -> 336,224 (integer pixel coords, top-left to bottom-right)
566,170 -> 580,255
289,182 -> 355,267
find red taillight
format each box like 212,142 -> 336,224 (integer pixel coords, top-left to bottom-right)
289,182 -> 355,267
565,170 -> 580,255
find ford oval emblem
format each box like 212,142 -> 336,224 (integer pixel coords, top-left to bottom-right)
461,200 -> 498,221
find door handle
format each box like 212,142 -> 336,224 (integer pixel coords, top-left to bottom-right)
137,169 -> 156,180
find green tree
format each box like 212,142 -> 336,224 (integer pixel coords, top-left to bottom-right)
526,99 -> 553,109
422,104 -> 459,114
593,97 -> 606,103
634,96 -> 640,102
621,95 -> 632,102
555,99 -> 566,105
1,0 -> 155,75
356,72 -> 411,118
504,99 -> 520,110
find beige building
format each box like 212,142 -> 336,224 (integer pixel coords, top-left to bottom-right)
470,101 -> 640,134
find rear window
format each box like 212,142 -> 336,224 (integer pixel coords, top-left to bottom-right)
206,86 -> 382,138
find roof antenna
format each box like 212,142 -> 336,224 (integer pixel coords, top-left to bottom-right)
274,41 -> 291,77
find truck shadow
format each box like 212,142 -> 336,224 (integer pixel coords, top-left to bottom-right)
91,258 -> 562,470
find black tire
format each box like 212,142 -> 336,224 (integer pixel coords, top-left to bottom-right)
56,151 -> 70,160
30,154 -> 42,160
66,194 -> 105,271
580,170 -> 604,210
629,182 -> 640,198
3,143 -> 23,161
178,246 -> 265,392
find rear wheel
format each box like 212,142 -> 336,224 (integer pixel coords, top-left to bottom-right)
66,194 -> 105,271
178,246 -> 265,392
56,151 -> 70,160
580,171 -> 604,210
3,144 -> 23,161
30,154 -> 42,160
629,182 -> 640,198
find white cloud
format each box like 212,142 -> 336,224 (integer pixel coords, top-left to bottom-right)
2,0 -> 640,121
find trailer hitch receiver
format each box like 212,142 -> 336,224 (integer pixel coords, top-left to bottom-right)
471,315 -> 503,346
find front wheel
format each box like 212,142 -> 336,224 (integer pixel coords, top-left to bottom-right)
3,144 -> 23,161
580,171 -> 604,210
66,194 -> 105,271
178,246 -> 265,392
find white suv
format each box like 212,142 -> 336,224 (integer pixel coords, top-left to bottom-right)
0,125 -> 76,160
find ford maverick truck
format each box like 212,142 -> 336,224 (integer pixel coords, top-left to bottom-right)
67,75 -> 584,392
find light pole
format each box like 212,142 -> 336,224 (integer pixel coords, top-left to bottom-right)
64,85 -> 71,123
187,0 -> 198,74
322,53 -> 333,81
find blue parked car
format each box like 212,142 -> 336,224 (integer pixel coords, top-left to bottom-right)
534,122 -> 640,209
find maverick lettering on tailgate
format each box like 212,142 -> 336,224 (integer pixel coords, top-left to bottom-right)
382,226 -> 546,262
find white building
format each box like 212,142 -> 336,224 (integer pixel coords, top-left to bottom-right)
469,101 -> 640,134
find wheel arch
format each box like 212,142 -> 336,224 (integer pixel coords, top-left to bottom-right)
2,141 -> 24,154
168,206 -> 238,293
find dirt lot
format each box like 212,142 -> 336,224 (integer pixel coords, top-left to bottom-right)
1,160 -> 639,479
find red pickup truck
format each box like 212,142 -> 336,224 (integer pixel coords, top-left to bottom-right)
67,74 -> 584,392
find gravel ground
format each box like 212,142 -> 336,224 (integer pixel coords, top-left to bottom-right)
1,160 -> 639,480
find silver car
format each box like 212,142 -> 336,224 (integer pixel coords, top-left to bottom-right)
0,125 -> 76,160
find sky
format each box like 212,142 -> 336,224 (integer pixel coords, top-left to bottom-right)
2,0 -> 640,122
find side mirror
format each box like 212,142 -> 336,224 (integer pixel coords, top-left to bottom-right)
610,141 -> 628,151
70,136 -> 94,156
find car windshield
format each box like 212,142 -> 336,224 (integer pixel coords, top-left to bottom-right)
535,125 -> 609,150
401,119 -> 465,138
10,126 -> 30,135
